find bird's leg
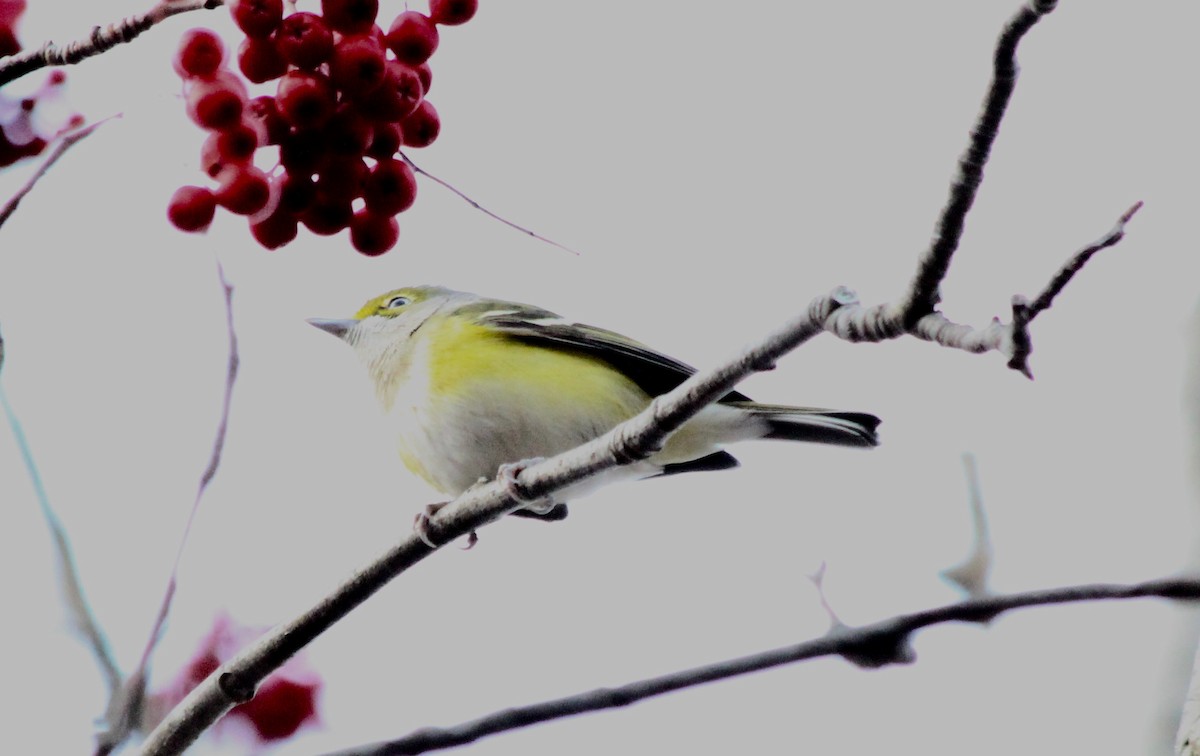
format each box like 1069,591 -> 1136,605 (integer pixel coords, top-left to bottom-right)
413,502 -> 478,550
497,457 -> 557,514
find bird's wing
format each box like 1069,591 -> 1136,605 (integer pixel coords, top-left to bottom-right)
477,304 -> 753,402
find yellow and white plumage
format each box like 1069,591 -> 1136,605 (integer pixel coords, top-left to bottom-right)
311,286 -> 880,519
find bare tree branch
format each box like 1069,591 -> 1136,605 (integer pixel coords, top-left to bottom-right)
0,0 -> 225,88
323,577 -> 1200,756
0,118 -> 110,230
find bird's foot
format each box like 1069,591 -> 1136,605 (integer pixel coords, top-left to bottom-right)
497,457 -> 557,514
413,502 -> 478,550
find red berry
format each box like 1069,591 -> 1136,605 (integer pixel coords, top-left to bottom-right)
279,171 -> 317,214
365,121 -> 401,159
249,206 -> 299,249
168,185 -> 217,232
385,11 -> 438,65
174,29 -> 225,79
315,156 -> 367,198
185,72 -> 247,130
301,197 -> 353,235
236,677 -> 319,741
324,106 -> 373,155
276,70 -> 335,128
276,12 -> 333,69
237,36 -> 287,83
200,120 -> 260,176
329,34 -> 387,97
321,0 -> 378,34
279,128 -> 327,174
247,96 -> 289,145
362,158 -> 416,215
229,0 -> 282,38
350,209 -> 399,255
215,166 -> 271,215
399,99 -> 440,148
415,61 -> 432,95
357,60 -> 423,121
429,0 -> 477,26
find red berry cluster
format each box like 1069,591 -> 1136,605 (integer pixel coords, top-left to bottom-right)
168,0 -> 478,256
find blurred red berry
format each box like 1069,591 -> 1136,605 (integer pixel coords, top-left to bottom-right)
167,185 -> 218,232
247,95 -> 289,145
145,614 -> 322,746
276,12 -> 334,69
0,0 -> 24,56
321,0 -> 378,34
399,99 -> 440,148
329,34 -> 387,97
429,0 -> 477,26
385,11 -> 438,65
174,28 -> 225,79
230,0 -> 282,38
302,197 -> 353,235
362,157 -> 416,215
277,70 -> 335,128
237,36 -> 288,83
215,165 -> 271,215
350,209 -> 399,255
200,120 -> 260,176
185,72 -> 247,130
237,676 -> 320,740
250,206 -> 299,249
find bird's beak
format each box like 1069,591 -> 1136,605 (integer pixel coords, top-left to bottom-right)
307,318 -> 357,340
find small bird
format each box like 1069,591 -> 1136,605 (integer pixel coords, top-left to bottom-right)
310,286 -> 880,534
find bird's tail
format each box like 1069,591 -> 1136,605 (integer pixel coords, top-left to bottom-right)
727,402 -> 881,448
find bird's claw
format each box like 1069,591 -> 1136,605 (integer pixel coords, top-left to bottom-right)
498,457 -> 557,514
414,501 -> 479,550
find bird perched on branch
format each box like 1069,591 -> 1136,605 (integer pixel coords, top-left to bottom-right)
310,286 -> 880,539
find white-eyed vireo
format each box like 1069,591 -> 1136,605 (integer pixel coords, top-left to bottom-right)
310,286 -> 880,523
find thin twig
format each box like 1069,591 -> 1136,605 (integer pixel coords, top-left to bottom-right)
398,150 -> 579,255
0,118 -> 111,229
0,0 -> 225,87
323,576 -> 1200,756
101,261 -> 240,755
0,358 -> 122,696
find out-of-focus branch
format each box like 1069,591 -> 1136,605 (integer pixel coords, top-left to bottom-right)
0,329 -> 122,696
324,576 -> 1200,756
0,0 -> 225,88
95,262 -> 241,756
0,118 -> 109,230
941,453 -> 994,599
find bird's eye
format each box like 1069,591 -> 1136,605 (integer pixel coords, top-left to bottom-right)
386,296 -> 409,309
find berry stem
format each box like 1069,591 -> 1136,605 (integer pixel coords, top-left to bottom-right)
397,150 -> 580,256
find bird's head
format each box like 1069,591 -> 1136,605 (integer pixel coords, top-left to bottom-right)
309,285 -> 456,377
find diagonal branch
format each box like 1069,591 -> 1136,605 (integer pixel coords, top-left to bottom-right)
0,118 -> 110,230
0,0 -> 225,88
324,576 -> 1200,756
99,261 -> 241,756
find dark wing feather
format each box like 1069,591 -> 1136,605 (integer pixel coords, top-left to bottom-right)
482,310 -> 752,402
